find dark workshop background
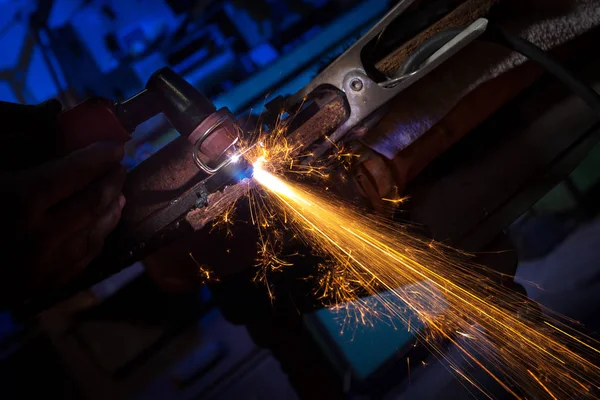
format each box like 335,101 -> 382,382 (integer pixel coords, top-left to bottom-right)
2,0 -> 600,399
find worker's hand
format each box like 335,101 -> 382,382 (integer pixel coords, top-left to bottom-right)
1,141 -> 126,305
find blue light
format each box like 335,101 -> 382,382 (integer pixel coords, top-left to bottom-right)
70,7 -> 119,73
302,0 -> 328,7
48,0 -> 84,29
184,50 -> 236,92
172,47 -> 209,73
240,55 -> 255,75
0,312 -> 19,344
308,286 -> 428,379
0,81 -> 17,103
25,46 -> 58,103
0,22 -> 27,70
133,52 -> 168,84
45,45 -> 68,89
249,43 -> 279,68
234,164 -> 253,182
223,2 -> 265,49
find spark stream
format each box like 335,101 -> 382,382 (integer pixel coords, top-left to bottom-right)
248,156 -> 600,399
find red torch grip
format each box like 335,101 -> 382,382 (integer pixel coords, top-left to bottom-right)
56,97 -> 131,155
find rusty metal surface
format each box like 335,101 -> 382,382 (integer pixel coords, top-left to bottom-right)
119,109 -> 244,248
287,93 -> 348,148
376,0 -> 496,77
186,179 -> 254,229
119,68 -> 234,234
121,136 -> 205,227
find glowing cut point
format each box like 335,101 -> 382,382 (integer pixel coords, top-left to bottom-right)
230,154 -> 241,163
253,157 -> 311,206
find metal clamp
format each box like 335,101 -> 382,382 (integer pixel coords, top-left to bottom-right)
192,114 -> 240,174
287,0 -> 488,159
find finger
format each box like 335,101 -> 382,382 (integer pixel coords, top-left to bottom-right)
43,165 -> 126,241
55,195 -> 126,285
38,141 -> 125,207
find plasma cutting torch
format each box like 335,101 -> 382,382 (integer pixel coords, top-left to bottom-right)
38,67 -> 255,305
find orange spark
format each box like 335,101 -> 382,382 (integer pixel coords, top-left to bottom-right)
248,159 -> 600,399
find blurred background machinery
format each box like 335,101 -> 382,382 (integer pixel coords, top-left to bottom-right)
0,0 -> 391,169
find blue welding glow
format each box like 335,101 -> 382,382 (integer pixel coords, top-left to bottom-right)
235,164 -> 254,182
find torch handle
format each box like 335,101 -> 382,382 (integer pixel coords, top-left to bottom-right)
56,97 -> 131,155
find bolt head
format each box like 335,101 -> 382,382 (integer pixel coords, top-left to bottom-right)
350,78 -> 363,91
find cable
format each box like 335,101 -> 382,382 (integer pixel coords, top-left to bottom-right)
483,25 -> 600,115
395,24 -> 600,115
